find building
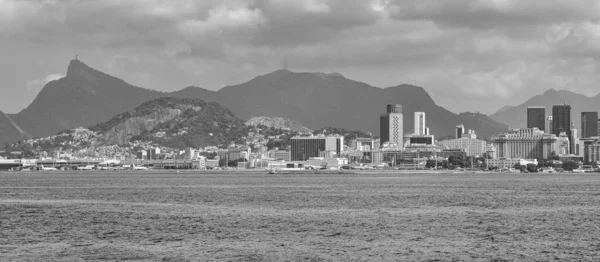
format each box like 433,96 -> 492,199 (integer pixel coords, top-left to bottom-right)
583,138 -> 600,164
290,136 -> 344,161
269,150 -> 290,161
527,106 -> 546,131
354,138 -> 377,151
206,159 -> 219,168
414,112 -> 426,135
556,132 -> 570,155
571,127 -> 582,156
440,138 -> 487,157
136,150 -> 147,160
380,104 -> 403,148
552,104 -> 572,152
486,144 -> 497,159
146,148 -> 161,160
493,128 -> 558,159
463,129 -> 477,139
581,112 -> 598,138
228,147 -> 251,161
306,157 -> 349,169
486,159 -> 538,169
405,134 -> 435,146
456,125 -> 465,139
546,116 -> 553,134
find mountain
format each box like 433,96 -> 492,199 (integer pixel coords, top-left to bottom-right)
90,97 -> 246,149
2,61 -> 510,146
490,89 -> 600,130
0,110 -> 31,146
9,59 -> 164,139
7,98 -> 247,157
246,116 -> 313,133
212,71 -> 508,139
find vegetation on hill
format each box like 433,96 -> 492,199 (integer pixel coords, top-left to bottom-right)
313,127 -> 372,146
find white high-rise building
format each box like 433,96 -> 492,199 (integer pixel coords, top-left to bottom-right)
380,104 -> 404,149
414,112 -> 426,135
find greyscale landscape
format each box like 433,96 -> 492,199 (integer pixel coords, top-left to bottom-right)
3,0 -> 600,261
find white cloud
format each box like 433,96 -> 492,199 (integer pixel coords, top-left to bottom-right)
25,74 -> 64,93
3,0 -> 600,114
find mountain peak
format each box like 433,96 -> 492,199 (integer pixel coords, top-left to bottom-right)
66,59 -> 93,77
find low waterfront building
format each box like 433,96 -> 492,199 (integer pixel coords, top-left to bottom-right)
486,159 -> 538,169
290,136 -> 344,161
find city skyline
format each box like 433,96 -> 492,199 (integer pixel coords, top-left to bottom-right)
3,1 -> 600,115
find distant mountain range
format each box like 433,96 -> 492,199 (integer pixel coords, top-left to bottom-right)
1,60 -> 511,146
490,89 -> 600,130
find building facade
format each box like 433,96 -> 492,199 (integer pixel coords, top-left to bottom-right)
269,150 -> 290,161
552,104 -> 572,152
546,116 -> 553,134
581,112 -> 599,138
527,106 -> 546,131
380,104 -> 403,148
493,128 -> 558,159
456,125 -> 465,139
290,136 -> 344,161
583,137 -> 600,163
414,112 -> 426,135
440,138 -> 487,157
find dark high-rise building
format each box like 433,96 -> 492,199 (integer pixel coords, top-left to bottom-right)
456,124 -> 464,139
527,106 -> 545,131
552,104 -> 572,152
581,112 -> 599,138
380,104 -> 403,148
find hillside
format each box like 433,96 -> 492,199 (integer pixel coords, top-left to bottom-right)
90,97 -> 247,149
490,89 -> 600,130
246,116 -> 312,133
7,98 -> 247,157
0,110 -> 31,146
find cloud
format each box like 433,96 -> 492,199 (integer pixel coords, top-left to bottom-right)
2,0 -> 600,114
25,74 -> 65,93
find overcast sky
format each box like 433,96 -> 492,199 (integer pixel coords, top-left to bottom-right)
1,0 -> 600,114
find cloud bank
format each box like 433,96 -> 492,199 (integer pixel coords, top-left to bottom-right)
1,0 -> 600,114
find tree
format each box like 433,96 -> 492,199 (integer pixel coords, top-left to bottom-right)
426,160 -> 438,169
526,164 -> 538,173
562,161 -> 579,171
549,151 -> 559,160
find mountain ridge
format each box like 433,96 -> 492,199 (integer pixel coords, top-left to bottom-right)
490,89 -> 600,130
1,60 -> 510,146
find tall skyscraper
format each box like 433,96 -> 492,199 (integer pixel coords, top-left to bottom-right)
456,124 -> 465,139
414,112 -> 426,135
527,106 -> 545,131
581,112 -> 599,138
546,116 -> 553,134
380,104 -> 403,148
552,104 -> 572,152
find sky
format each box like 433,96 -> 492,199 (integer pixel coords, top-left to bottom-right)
1,0 -> 600,114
